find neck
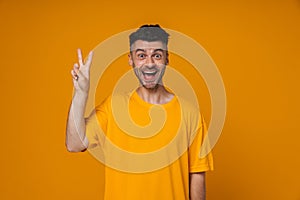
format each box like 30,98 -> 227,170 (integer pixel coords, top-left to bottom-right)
136,84 -> 174,105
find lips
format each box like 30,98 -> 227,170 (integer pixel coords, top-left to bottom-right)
142,71 -> 158,81
143,71 -> 157,76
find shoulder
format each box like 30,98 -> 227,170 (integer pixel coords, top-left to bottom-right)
175,95 -> 205,126
176,96 -> 201,114
95,92 -> 132,111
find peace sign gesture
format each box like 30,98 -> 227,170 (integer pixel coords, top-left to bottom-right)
71,48 -> 93,95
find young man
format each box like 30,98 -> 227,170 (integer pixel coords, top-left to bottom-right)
66,24 -> 213,200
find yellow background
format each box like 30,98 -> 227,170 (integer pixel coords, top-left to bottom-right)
1,0 -> 300,199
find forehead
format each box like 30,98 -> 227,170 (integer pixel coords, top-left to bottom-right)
130,40 -> 167,52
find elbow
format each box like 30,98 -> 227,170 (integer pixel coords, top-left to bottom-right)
65,143 -> 87,153
65,130 -> 88,153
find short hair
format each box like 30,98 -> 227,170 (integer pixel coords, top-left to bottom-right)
129,24 -> 170,50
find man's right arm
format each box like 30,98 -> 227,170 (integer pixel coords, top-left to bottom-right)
65,49 -> 93,152
66,92 -> 89,152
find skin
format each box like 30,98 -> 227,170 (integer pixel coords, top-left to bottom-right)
66,48 -> 92,152
190,172 -> 206,200
128,40 -> 173,104
66,41 -> 206,199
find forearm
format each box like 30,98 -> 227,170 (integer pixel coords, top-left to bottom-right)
190,172 -> 206,200
66,92 -> 89,152
66,49 -> 93,152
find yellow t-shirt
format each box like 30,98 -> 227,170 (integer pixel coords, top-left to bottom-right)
86,91 -> 213,200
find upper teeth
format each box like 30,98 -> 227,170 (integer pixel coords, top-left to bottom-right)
144,72 -> 156,75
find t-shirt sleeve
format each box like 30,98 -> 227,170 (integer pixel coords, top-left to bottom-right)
188,114 -> 214,173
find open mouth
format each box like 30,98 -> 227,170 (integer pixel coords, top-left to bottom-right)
142,71 -> 158,81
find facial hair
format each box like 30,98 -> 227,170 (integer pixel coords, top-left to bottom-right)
133,63 -> 166,89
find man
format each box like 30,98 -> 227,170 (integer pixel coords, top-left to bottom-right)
66,24 -> 213,200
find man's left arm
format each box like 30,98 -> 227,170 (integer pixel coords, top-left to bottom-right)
189,172 -> 206,200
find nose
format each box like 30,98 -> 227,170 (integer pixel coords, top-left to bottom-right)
145,55 -> 155,66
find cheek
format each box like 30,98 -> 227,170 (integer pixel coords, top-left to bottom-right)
156,58 -> 168,65
157,64 -> 167,70
131,59 -> 143,67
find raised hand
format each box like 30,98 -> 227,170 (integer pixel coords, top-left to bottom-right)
71,48 -> 93,95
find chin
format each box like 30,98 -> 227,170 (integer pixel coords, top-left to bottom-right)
143,83 -> 159,90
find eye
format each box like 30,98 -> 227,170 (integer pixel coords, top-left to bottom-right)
137,53 -> 146,59
153,54 -> 162,59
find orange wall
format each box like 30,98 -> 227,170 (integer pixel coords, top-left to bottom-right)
1,0 -> 299,199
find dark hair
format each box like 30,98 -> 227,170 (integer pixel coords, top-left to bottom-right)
129,24 -> 170,49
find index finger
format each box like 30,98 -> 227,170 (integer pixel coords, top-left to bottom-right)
77,48 -> 84,66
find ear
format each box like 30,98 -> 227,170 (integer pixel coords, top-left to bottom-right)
128,53 -> 133,66
166,51 -> 169,65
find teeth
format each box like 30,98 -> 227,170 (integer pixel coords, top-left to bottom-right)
143,71 -> 156,75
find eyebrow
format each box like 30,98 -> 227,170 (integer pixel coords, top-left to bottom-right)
135,49 -> 145,53
153,49 -> 164,53
134,48 -> 165,53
